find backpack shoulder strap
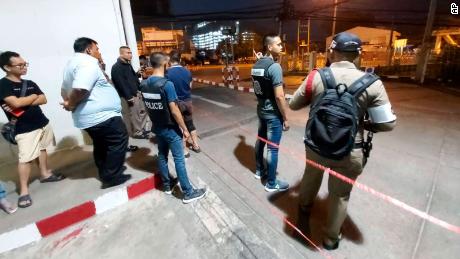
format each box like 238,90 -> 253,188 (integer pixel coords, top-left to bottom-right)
347,73 -> 380,98
148,78 -> 168,89
317,67 -> 337,90
20,80 -> 28,97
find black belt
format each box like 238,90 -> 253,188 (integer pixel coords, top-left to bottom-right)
354,142 -> 364,149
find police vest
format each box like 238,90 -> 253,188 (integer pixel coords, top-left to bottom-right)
251,57 -> 276,101
140,78 -> 175,128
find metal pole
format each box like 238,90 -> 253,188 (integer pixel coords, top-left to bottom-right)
332,0 -> 338,36
278,20 -> 283,36
387,29 -> 394,66
307,17 -> 311,53
415,0 -> 437,84
387,16 -> 394,66
171,22 -> 178,50
231,37 -> 235,64
297,20 -> 300,57
225,38 -> 229,67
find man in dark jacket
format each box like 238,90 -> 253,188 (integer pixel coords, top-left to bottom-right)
111,46 -> 150,141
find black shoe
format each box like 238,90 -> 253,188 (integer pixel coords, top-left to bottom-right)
127,145 -> 139,152
322,239 -> 340,250
102,174 -> 132,189
183,188 -> 207,204
254,170 -> 267,180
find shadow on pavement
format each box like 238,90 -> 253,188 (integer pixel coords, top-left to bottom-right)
268,182 -> 363,251
49,136 -> 96,181
0,136 -> 96,189
233,135 -> 269,184
126,147 -> 158,174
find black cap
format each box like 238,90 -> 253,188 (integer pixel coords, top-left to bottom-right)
329,32 -> 362,52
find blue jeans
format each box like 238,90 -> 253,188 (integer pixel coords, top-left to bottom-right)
0,183 -> 6,199
255,117 -> 283,186
155,127 -> 193,195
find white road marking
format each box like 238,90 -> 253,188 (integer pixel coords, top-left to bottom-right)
192,95 -> 233,109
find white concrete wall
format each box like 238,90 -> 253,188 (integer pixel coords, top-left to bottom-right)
0,0 -> 128,148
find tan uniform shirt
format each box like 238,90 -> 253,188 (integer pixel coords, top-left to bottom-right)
289,61 -> 396,143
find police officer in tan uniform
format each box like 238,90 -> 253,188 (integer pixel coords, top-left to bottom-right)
289,32 -> 397,250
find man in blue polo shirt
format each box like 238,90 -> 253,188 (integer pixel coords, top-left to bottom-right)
140,52 -> 207,204
166,50 -> 201,157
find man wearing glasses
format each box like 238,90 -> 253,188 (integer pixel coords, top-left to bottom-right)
0,51 -> 64,209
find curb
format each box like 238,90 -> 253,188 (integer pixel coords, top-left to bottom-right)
380,75 -> 416,82
193,78 -> 254,93
0,175 -> 162,254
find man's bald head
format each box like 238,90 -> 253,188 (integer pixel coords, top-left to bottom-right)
119,46 -> 132,62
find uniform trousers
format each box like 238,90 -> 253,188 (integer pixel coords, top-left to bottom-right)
299,146 -> 364,243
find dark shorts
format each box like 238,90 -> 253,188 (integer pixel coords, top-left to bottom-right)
178,100 -> 196,132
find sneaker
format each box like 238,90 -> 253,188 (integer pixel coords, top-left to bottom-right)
163,178 -> 179,195
146,132 -> 155,139
254,170 -> 267,180
0,198 -> 18,214
127,145 -> 139,152
183,188 -> 208,204
132,131 -> 149,139
264,180 -> 289,192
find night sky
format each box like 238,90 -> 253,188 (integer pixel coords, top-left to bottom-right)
132,0 -> 460,50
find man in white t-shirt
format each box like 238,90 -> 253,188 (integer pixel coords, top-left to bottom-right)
61,37 -> 131,189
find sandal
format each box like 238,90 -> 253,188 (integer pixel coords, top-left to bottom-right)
40,173 -> 66,183
18,194 -> 33,208
191,145 -> 201,153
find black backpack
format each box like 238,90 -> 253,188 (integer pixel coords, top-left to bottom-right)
304,67 -> 379,160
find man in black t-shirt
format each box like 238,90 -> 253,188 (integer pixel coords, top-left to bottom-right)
0,51 -> 64,208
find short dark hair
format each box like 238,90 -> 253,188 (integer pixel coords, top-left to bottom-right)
0,51 -> 20,72
169,50 -> 181,63
149,52 -> 166,68
262,33 -> 280,53
73,37 -> 98,53
139,55 -> 147,60
334,50 -> 359,62
119,46 -> 130,51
